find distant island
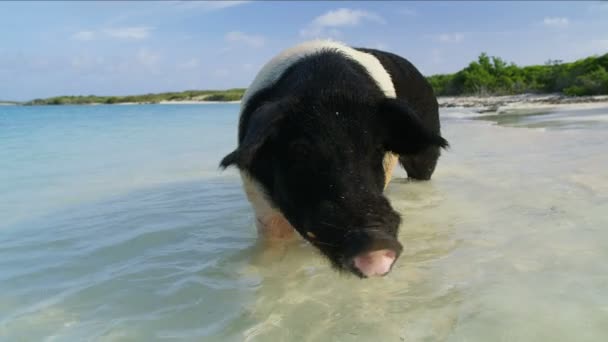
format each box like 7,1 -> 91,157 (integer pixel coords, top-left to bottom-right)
21,89 -> 246,106
5,52 -> 607,106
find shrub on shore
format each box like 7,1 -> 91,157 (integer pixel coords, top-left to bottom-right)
21,53 -> 608,105
428,53 -> 608,97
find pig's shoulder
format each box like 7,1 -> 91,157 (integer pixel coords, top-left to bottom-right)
241,40 -> 396,111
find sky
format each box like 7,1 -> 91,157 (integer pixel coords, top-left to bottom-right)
1,1 -> 607,101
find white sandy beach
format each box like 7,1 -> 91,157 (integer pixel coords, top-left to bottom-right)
5,94 -> 608,111
118,94 -> 608,111
438,93 -> 608,113
158,100 -> 241,105
131,93 -> 608,111
111,100 -> 241,105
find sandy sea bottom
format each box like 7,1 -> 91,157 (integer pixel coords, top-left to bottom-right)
0,104 -> 607,341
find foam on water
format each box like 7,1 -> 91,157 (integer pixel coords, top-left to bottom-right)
1,104 -> 607,341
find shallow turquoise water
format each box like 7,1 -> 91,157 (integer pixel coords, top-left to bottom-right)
1,104 -> 607,341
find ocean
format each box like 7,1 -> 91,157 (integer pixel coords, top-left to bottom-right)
1,103 -> 607,341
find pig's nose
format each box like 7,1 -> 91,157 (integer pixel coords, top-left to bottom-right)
353,249 -> 397,277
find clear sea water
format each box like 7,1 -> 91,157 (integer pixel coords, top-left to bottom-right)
1,103 -> 607,341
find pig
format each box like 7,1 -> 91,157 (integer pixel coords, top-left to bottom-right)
220,40 -> 448,278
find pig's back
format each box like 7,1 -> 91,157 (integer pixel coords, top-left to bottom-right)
354,48 -> 440,134
241,40 -> 396,114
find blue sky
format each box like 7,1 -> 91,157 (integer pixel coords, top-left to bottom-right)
1,1 -> 607,101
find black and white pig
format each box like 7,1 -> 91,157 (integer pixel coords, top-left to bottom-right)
220,40 -> 448,278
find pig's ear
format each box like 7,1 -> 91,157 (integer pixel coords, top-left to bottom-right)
220,100 -> 287,169
378,98 -> 448,155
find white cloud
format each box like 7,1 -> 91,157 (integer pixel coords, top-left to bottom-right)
71,27 -> 153,41
587,2 -> 608,13
314,8 -> 384,27
543,17 -> 569,27
71,31 -> 95,41
103,27 -> 152,39
170,0 -> 250,11
225,31 -> 266,48
300,8 -> 384,37
437,33 -> 464,44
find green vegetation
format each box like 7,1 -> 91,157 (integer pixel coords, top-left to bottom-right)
428,53 -> 608,97
24,89 -> 246,105
13,53 -> 608,105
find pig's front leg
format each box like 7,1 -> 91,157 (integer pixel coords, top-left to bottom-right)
241,172 -> 297,240
256,213 -> 297,240
383,152 -> 399,189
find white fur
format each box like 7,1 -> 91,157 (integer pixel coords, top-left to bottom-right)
240,171 -> 295,239
240,171 -> 275,224
239,40 -> 397,238
241,39 -> 396,109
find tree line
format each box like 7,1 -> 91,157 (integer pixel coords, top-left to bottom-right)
427,52 -> 608,97
17,52 -> 608,105
24,89 -> 246,105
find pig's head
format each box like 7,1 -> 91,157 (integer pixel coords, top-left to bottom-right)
220,96 -> 448,278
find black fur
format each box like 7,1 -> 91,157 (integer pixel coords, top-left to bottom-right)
356,48 -> 445,180
221,47 -> 448,277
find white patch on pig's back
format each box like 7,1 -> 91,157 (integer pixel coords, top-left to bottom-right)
241,39 -> 396,111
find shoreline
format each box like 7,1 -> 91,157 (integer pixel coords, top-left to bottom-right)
114,100 -> 241,105
7,94 -> 608,110
160,100 -> 240,105
437,93 -> 608,113
8,100 -> 243,106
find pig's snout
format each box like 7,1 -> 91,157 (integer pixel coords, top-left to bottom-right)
353,249 -> 397,277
